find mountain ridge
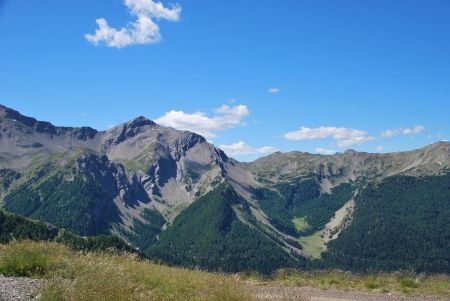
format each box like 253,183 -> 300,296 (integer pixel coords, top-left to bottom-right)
2,103 -> 448,171
1,104 -> 449,273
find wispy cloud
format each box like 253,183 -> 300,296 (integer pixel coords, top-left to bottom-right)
219,141 -> 278,156
284,126 -> 374,148
85,0 -> 181,48
155,104 -> 250,138
315,148 -> 337,155
268,87 -> 280,94
381,125 -> 425,138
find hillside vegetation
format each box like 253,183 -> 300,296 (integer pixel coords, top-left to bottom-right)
3,162 -> 121,236
255,180 -> 354,237
324,174 -> 450,273
149,184 -> 298,274
0,209 -> 134,253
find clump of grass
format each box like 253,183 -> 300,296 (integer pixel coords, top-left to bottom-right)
0,241 -> 254,301
0,241 -> 64,277
40,287 -> 64,301
400,277 -> 420,289
364,279 -> 381,289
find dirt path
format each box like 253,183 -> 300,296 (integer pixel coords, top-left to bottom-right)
0,276 -> 43,301
250,285 -> 450,301
1,275 -> 448,301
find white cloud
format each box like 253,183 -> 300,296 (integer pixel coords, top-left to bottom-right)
219,141 -> 278,156
268,87 -> 280,94
219,141 -> 252,155
381,125 -> 425,138
155,104 -> 250,138
376,145 -> 384,152
284,126 -> 374,148
85,0 -> 181,48
315,148 -> 336,155
256,146 -> 279,154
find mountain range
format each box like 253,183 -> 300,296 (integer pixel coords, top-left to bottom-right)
1,104 -> 449,273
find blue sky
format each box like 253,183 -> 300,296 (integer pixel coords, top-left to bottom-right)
0,0 -> 449,161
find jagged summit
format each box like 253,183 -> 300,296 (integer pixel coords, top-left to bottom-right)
117,116 -> 157,129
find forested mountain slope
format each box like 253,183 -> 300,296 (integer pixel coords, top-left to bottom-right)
149,184 -> 299,273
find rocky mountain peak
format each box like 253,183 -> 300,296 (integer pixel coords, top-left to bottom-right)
126,116 -> 157,128
102,116 -> 157,146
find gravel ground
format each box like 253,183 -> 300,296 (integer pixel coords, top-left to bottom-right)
0,276 -> 44,301
250,285 -> 450,301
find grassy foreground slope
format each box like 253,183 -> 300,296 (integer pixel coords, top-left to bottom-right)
0,241 -> 253,301
1,241 -> 449,301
